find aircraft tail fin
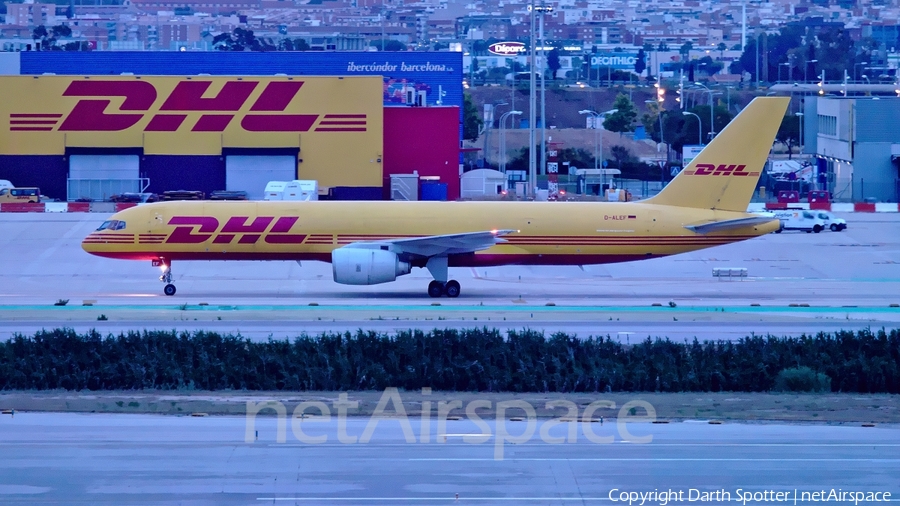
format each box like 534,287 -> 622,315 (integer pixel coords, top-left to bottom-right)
646,97 -> 789,212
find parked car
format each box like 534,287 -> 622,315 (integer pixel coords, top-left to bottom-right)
110,192 -> 159,203
161,190 -> 205,201
209,190 -> 249,201
815,211 -> 847,232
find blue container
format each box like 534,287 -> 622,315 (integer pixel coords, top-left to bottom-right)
420,183 -> 448,201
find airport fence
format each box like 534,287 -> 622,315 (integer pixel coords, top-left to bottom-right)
0,328 -> 898,393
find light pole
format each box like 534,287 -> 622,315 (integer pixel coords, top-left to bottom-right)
805,59 -> 817,83
795,112 -> 803,156
535,3 -> 553,197
693,82 -> 715,140
528,1 -> 536,197
646,90 -> 666,163
484,101 -> 506,168
499,110 -> 522,173
683,111 -> 703,146
855,62 -> 868,82
579,109 -> 615,189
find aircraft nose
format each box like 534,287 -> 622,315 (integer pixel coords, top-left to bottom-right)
82,233 -> 100,255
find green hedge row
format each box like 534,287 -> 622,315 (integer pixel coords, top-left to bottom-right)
1,328 -> 898,392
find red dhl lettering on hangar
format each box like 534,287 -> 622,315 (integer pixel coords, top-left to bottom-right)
683,164 -> 759,176
9,80 -> 367,133
164,216 -> 307,245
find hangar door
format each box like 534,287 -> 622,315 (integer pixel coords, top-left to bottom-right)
225,156 -> 296,200
68,155 -> 142,201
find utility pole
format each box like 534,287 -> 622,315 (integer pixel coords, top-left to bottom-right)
536,2 -> 553,192
528,1 -> 536,198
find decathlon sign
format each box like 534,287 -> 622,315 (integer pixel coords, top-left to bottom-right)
590,53 -> 638,70
488,42 -> 527,56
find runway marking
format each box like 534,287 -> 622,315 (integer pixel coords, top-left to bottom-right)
408,458 -> 900,462
256,498 -> 900,503
257,498 -> 617,502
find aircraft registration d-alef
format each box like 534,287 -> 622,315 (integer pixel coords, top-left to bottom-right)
83,97 -> 788,297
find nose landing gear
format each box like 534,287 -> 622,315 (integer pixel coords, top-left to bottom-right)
157,260 -> 176,296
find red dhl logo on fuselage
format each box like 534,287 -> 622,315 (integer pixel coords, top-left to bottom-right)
10,80 -> 366,133
683,164 -> 759,176
165,216 -> 306,245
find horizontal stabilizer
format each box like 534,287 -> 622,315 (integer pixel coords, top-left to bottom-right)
685,216 -> 779,234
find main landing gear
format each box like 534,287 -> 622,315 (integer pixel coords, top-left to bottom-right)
157,261 -> 176,296
425,256 -> 460,298
428,279 -> 461,298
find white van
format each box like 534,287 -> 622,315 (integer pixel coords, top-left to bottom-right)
773,210 -> 827,233
283,180 -> 318,201
814,211 -> 847,232
263,181 -> 288,201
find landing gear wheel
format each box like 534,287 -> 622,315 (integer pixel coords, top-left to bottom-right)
428,280 -> 444,298
444,280 -> 461,298
164,284 -> 177,296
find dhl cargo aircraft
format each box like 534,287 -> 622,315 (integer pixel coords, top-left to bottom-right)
83,97 -> 787,297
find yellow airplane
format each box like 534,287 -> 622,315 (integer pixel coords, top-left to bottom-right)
83,97 -> 787,297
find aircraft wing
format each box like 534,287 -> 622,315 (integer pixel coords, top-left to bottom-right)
346,229 -> 517,258
684,216 -> 779,234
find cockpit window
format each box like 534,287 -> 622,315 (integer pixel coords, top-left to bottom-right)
96,220 -> 126,231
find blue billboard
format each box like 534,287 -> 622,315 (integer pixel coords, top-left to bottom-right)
590,53 -> 638,70
20,51 -> 463,132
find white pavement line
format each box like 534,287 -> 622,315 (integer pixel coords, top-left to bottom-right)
264,443 -> 900,448
22,217 -> 89,276
257,499 -> 614,502
408,458 -> 900,462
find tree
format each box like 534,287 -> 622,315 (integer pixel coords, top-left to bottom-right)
372,40 -> 405,51
634,48 -> 646,78
213,27 -> 268,51
603,94 -> 638,134
32,25 -> 72,50
717,42 -> 727,58
776,114 -> 800,159
657,42 -> 669,52
679,41 -> 693,58
814,27 -> 854,81
610,145 -> 633,169
546,48 -> 561,80
463,93 -> 482,142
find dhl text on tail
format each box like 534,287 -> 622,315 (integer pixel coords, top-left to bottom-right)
82,97 -> 789,297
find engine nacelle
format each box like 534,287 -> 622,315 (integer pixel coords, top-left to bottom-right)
332,247 -> 411,285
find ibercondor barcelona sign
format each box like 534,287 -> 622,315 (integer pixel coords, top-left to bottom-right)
488,42 -> 527,56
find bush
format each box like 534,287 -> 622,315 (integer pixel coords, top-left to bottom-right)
772,367 -> 831,392
0,328 -> 896,392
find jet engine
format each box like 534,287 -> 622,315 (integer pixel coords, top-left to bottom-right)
332,248 -> 411,285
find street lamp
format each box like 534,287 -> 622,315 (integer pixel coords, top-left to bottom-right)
499,110 -> 522,173
779,62 -> 790,83
692,82 -> 715,140
534,3 -> 553,197
579,109 -> 616,186
645,98 -> 665,161
683,111 -> 703,146
855,62 -> 868,82
484,101 -> 506,167
805,59 -> 817,83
